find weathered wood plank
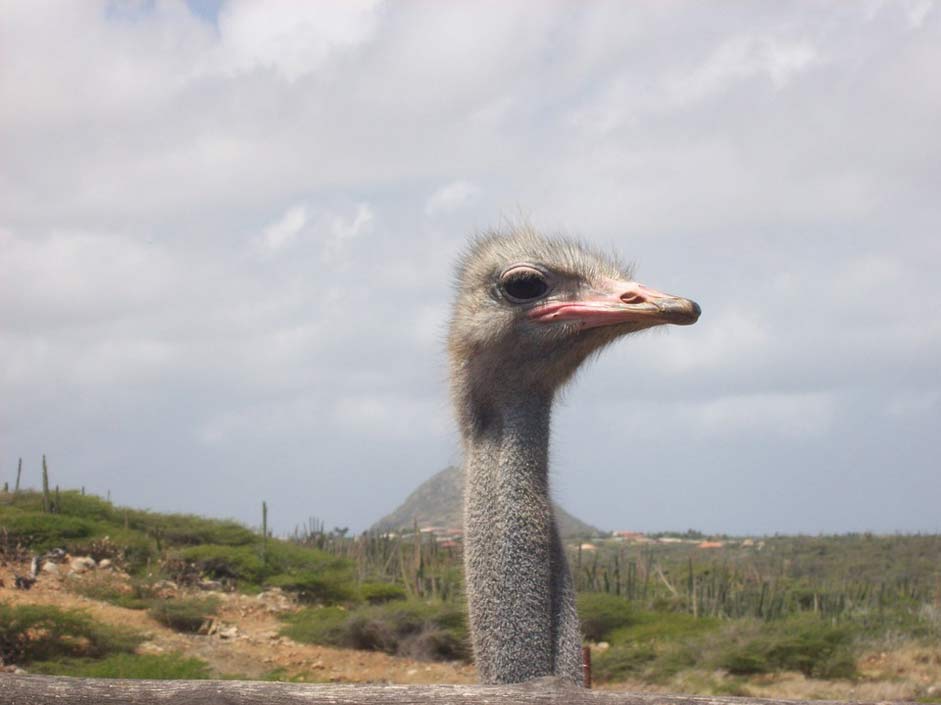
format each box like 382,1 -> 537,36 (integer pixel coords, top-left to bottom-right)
0,675 -> 918,705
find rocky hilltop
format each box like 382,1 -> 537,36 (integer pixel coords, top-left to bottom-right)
370,466 -> 601,538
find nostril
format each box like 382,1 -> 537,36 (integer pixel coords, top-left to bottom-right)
620,293 -> 646,305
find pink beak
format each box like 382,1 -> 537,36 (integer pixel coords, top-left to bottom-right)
529,279 -> 701,329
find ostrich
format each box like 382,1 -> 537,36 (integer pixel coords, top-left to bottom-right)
448,227 -> 700,685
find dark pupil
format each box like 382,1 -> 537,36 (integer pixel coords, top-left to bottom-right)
504,274 -> 548,300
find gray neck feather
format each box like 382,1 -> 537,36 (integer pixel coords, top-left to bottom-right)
462,394 -> 583,685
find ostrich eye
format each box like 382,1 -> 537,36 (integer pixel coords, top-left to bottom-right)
500,267 -> 549,302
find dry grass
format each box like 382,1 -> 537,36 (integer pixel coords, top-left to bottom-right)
599,643 -> 941,702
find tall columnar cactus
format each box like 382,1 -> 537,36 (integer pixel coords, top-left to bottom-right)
14,458 -> 22,495
262,501 -> 269,565
42,454 -> 51,513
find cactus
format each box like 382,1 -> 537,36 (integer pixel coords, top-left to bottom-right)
14,458 -> 22,494
262,501 -> 269,565
41,454 -> 51,513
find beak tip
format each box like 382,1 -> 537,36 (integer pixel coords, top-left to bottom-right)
661,298 -> 701,325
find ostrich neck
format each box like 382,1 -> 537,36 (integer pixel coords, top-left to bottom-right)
462,393 -> 583,684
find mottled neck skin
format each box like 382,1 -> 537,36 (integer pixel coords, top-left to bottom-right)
462,393 -> 583,685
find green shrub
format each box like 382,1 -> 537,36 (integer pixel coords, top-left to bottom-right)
68,577 -> 154,611
8,491 -> 114,522
647,643 -> 699,683
148,515 -> 256,548
264,541 -> 352,576
176,545 -> 266,583
607,610 -> 721,645
717,618 -> 857,679
29,652 -> 212,679
259,543 -> 357,602
592,643 -> 658,682
148,598 -> 220,633
266,569 -> 357,605
360,582 -> 407,604
0,509 -> 94,549
68,530 -> 157,571
577,593 -> 636,642
279,606 -> 349,646
0,604 -> 141,665
281,601 -> 468,662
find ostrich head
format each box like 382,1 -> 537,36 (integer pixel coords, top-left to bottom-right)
448,227 -> 700,433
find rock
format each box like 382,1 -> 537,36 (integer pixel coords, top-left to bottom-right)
44,548 -> 68,563
70,556 -> 96,574
14,575 -> 35,590
217,625 -> 239,640
138,642 -> 165,655
42,562 -> 61,576
98,559 -> 113,569
198,579 -> 224,591
152,579 -> 178,597
256,587 -> 295,612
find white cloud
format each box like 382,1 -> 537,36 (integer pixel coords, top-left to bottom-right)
885,389 -> 940,417
669,36 -> 819,105
425,181 -> 480,216
685,392 -> 837,440
334,394 -> 450,440
321,203 -> 374,262
0,228 -> 174,326
261,203 -> 309,252
212,0 -> 384,81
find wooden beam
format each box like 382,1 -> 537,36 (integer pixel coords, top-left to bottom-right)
0,675 -> 918,705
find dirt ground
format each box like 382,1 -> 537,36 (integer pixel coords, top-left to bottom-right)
3,560 -> 939,699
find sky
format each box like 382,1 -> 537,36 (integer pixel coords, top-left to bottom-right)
1,1 -> 939,536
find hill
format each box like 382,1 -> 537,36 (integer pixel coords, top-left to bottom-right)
369,466 -> 601,538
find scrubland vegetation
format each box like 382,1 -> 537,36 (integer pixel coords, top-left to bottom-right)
2,481 -> 940,699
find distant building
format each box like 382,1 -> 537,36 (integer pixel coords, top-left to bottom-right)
697,541 -> 724,549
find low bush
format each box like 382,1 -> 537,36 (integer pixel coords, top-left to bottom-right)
4,490 -> 256,552
68,576 -> 154,610
592,642 -> 658,682
148,597 -> 220,633
360,582 -> 407,604
145,515 -> 257,548
0,604 -> 141,665
0,508 -> 95,550
279,606 -> 349,646
264,541 -> 352,577
266,569 -> 357,605
5,491 -> 119,523
29,652 -> 212,679
607,610 -> 721,645
174,545 -> 266,584
281,600 -> 469,662
577,593 -> 636,642
717,618 -> 857,679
